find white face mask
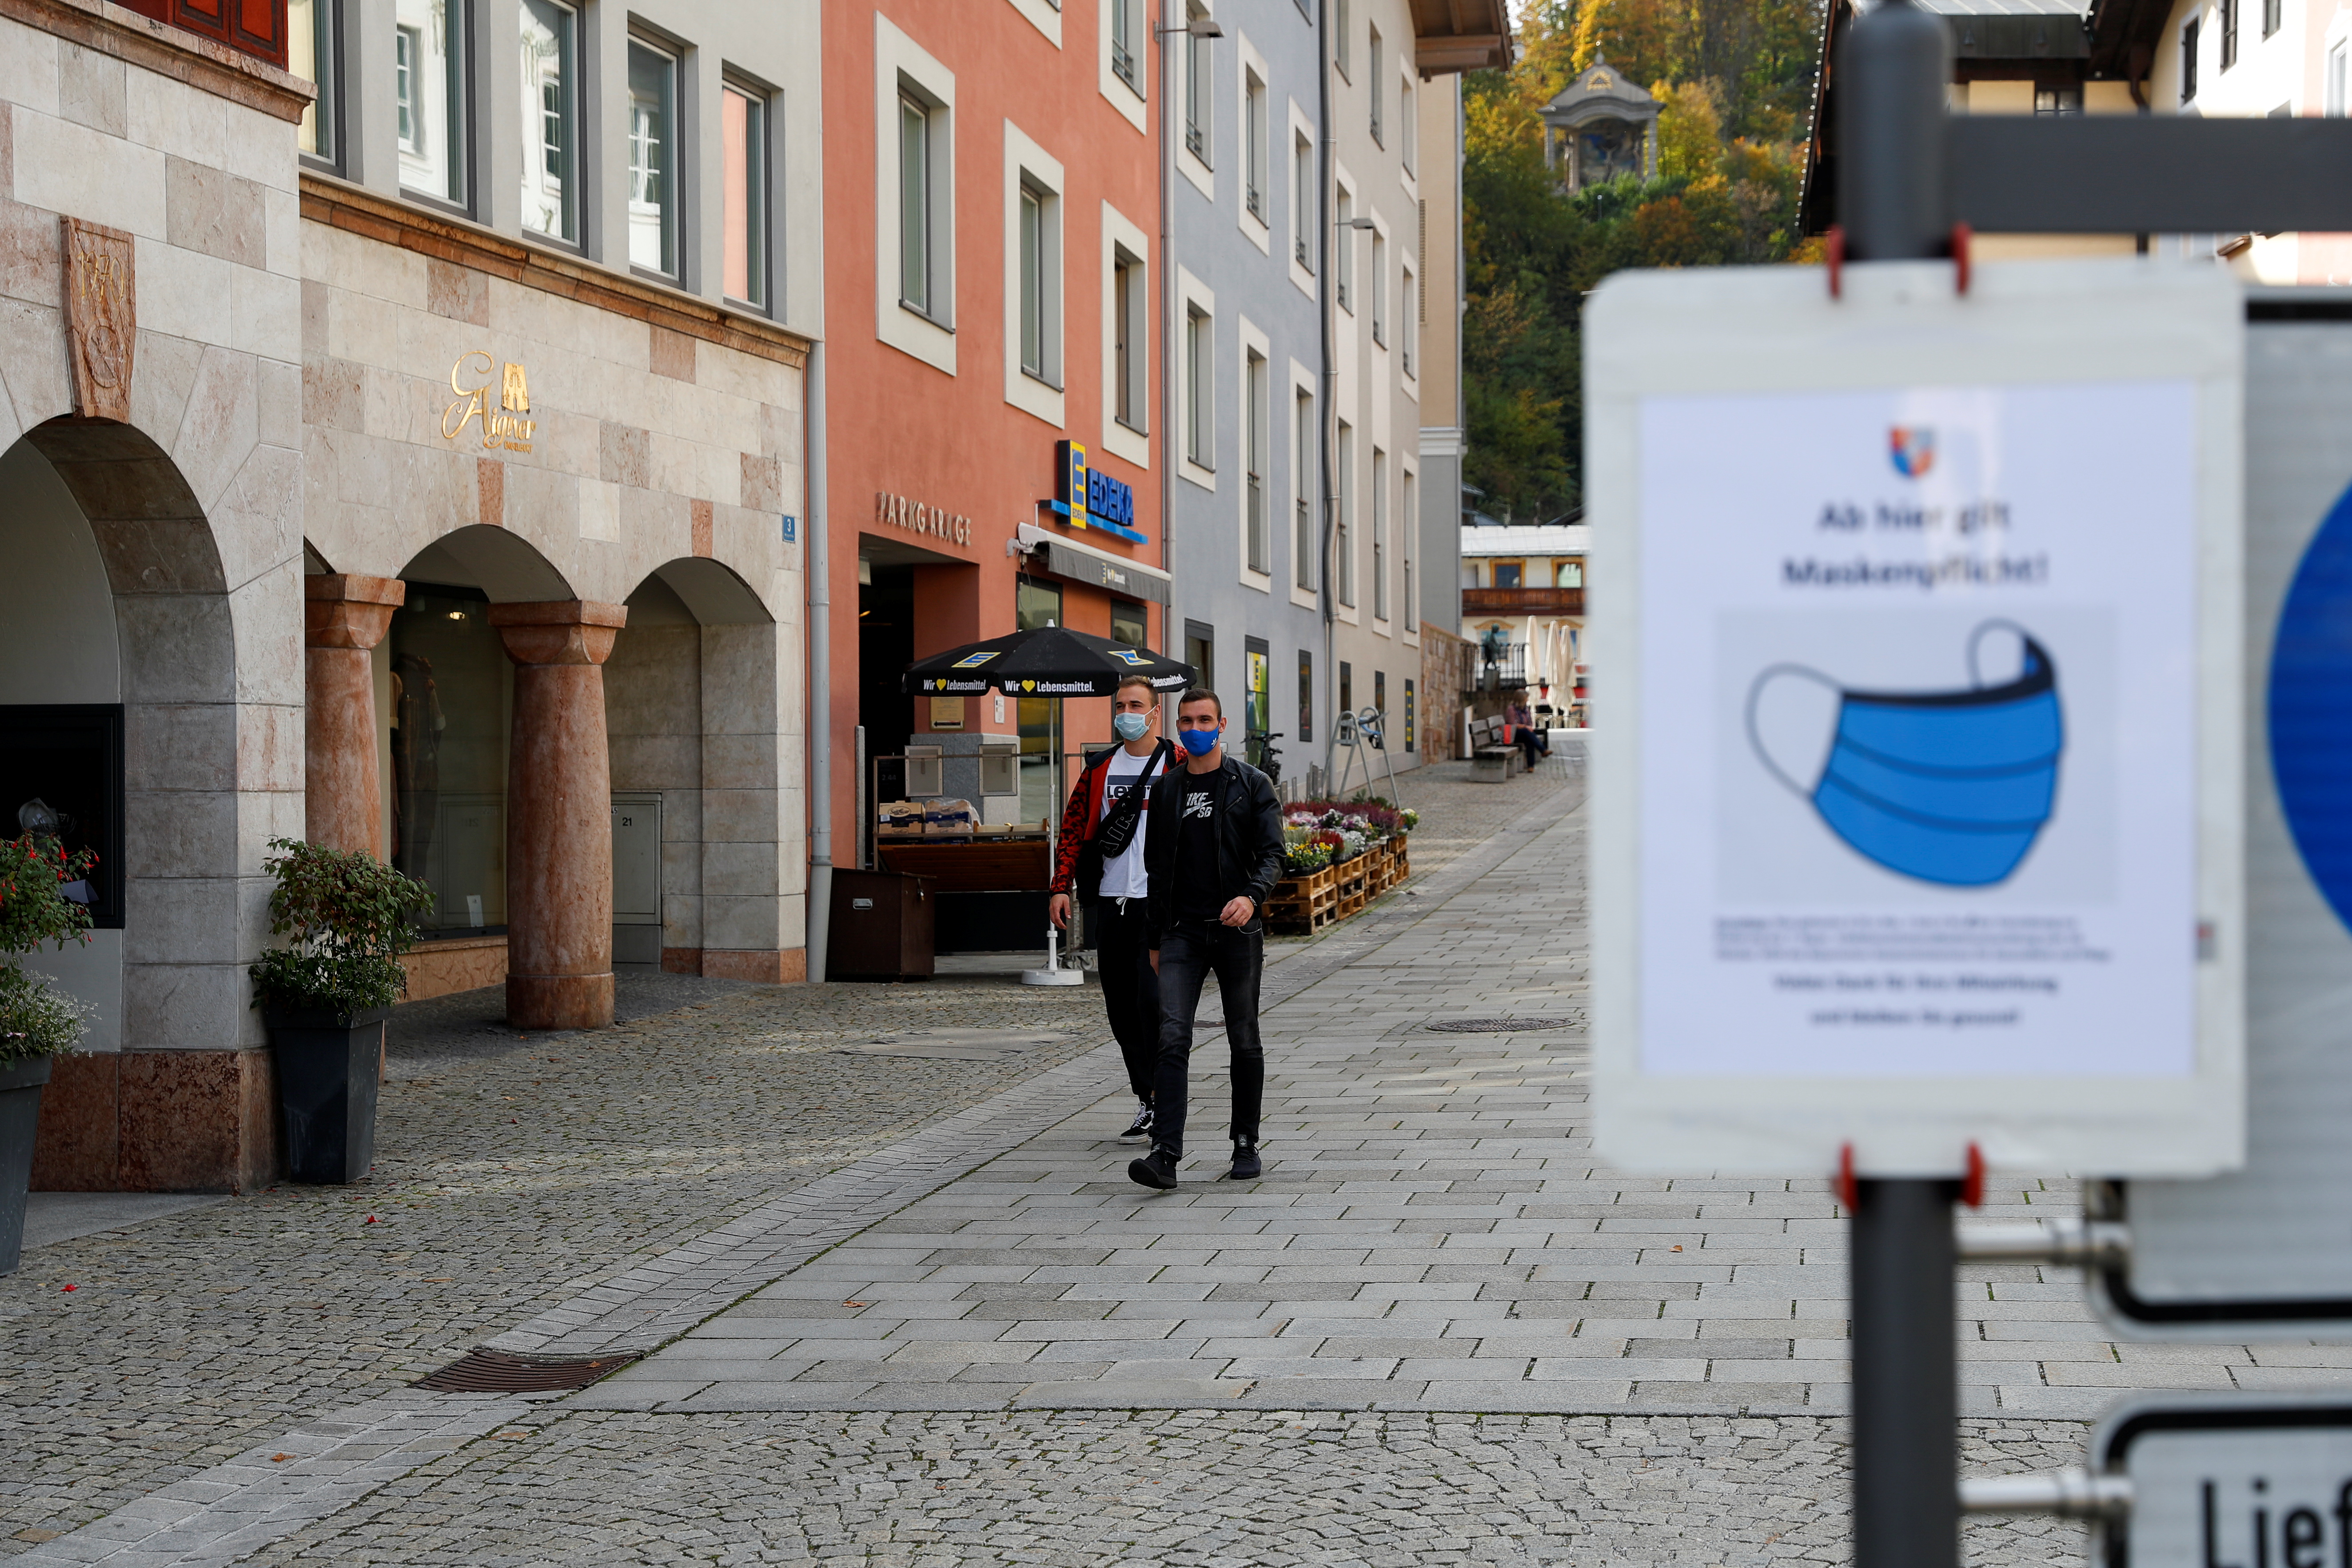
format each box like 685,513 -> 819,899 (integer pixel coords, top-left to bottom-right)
1113,711 -> 1151,742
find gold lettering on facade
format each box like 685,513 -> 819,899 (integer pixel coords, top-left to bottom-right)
874,489 -> 973,546
442,350 -> 538,452
61,217 -> 136,423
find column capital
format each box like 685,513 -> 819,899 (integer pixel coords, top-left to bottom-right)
489,600 -> 629,667
303,574 -> 406,650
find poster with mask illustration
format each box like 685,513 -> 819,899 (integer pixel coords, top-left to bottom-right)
1585,259 -> 2245,1178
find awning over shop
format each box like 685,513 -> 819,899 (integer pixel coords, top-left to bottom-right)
1015,523 -> 1172,607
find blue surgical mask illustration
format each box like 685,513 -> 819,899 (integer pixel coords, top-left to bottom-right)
1113,712 -> 1151,742
1180,726 -> 1220,757
1746,621 -> 2064,888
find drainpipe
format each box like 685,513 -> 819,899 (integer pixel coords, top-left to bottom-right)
805,339 -> 833,985
1160,0 -> 1175,655
1318,0 -> 1338,787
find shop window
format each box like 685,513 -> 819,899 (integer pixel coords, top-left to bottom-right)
519,0 -> 577,243
628,40 -> 680,276
291,0 -> 338,164
1244,638 -> 1271,767
0,706 -> 124,930
722,82 -> 769,307
1111,600 -> 1148,647
390,586 -> 512,936
1297,648 -> 1313,743
396,0 -> 467,207
1185,619 -> 1216,695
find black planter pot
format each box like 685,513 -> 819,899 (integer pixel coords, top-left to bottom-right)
0,1055 -> 53,1276
263,1005 -> 389,1185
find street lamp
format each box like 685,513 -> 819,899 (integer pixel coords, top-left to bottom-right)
1155,16 -> 1224,36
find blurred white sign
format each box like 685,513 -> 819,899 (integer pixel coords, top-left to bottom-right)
1587,259 -> 2245,1177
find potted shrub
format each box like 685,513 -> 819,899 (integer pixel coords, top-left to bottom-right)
0,831 -> 98,1274
248,839 -> 431,1185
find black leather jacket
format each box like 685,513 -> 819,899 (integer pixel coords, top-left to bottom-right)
1141,753 -> 1286,947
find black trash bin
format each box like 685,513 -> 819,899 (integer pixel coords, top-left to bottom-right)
829,870 -> 934,981
265,1007 -> 388,1183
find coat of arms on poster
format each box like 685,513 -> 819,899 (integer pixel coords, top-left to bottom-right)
442,351 -> 536,452
62,217 -> 135,424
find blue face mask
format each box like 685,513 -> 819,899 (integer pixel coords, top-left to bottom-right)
1180,725 -> 1220,757
1750,623 -> 2064,888
1113,712 -> 1151,742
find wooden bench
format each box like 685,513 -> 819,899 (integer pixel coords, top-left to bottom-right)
1468,716 -> 1522,782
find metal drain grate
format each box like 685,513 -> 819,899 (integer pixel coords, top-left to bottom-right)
1425,1017 -> 1579,1034
414,1348 -> 637,1392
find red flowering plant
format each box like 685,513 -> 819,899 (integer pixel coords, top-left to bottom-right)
0,834 -> 100,1064
247,838 -> 433,1019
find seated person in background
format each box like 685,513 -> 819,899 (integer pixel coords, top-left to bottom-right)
1507,700 -> 1548,769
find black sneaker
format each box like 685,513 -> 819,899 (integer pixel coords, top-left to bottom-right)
1120,1100 -> 1155,1141
1228,1138 -> 1263,1180
1127,1145 -> 1181,1190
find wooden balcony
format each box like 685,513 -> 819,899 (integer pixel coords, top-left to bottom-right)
1462,585 -> 1584,618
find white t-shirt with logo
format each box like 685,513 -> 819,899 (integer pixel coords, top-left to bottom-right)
1096,746 -> 1168,900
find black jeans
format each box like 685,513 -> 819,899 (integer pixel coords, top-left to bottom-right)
1091,897 -> 1160,1100
1151,920 -> 1265,1158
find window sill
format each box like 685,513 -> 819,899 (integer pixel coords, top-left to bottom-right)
1022,367 -> 1065,392
724,294 -> 772,318
399,188 -> 475,223
632,263 -> 685,289
1115,415 -> 1149,437
901,300 -> 956,332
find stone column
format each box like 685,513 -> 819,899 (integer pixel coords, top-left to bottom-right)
304,574 -> 406,855
490,600 -> 628,1030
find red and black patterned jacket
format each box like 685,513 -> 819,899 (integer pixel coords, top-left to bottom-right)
1050,742 -> 1171,900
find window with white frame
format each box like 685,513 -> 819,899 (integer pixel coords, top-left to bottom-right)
1335,186 -> 1354,312
1294,130 -> 1315,269
1401,72 -> 1415,173
291,0 -> 337,162
900,90 -> 939,316
1371,227 -> 1386,346
722,82 -> 769,307
2332,41 -> 2349,115
1244,67 -> 1268,221
1402,468 -> 1417,630
1401,263 -> 1416,377
1006,128 -> 1066,417
1295,387 -> 1315,590
1113,245 -> 1145,429
1371,445 -> 1387,620
396,0 -> 466,205
628,40 -> 679,274
1185,4 -> 1212,164
1111,0 -> 1139,92
1019,182 -> 1054,381
518,0 -> 576,241
1335,421 -> 1355,606
1185,304 -> 1212,467
1245,349 -> 1269,575
1368,25 -> 1383,144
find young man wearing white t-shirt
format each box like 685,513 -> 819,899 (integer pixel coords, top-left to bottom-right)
1049,675 -> 1174,1140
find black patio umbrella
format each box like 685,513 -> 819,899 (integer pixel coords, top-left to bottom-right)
900,625 -> 1195,698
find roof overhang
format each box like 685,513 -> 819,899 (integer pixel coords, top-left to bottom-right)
1409,0 -> 1514,74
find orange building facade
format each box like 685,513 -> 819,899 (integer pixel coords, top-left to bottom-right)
821,2 -> 1170,887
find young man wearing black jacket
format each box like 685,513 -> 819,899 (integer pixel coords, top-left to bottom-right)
1128,688 -> 1286,1189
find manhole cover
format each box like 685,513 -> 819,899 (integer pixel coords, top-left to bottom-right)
1425,1017 -> 1578,1034
414,1349 -> 636,1392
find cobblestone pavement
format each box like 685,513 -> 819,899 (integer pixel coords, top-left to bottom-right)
239,1410 -> 2091,1567
1,758 -> 1579,1559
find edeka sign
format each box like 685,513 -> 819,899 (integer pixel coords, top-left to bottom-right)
874,491 -> 972,547
1050,439 -> 1148,544
1584,258 -> 2246,1180
442,351 -> 535,453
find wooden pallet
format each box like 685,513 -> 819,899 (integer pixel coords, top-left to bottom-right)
1268,902 -> 1337,935
1335,892 -> 1366,920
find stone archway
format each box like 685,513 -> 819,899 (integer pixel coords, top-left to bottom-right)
606,559 -> 799,983
8,418 -> 289,1192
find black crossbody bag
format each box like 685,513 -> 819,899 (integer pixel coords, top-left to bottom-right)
1076,740 -> 1171,905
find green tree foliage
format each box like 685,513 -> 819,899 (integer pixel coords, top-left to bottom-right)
1463,0 -> 1824,523
247,838 -> 434,1019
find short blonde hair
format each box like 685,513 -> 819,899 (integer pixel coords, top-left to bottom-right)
1115,674 -> 1157,699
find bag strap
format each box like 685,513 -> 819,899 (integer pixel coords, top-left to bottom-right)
1092,740 -> 1169,858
